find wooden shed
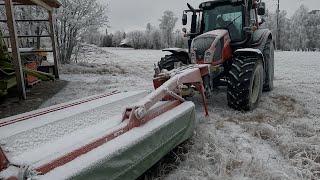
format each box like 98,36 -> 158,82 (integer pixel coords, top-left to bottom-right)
1,0 -> 61,99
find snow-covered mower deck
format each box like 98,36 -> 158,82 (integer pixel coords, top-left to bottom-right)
0,66 -> 208,179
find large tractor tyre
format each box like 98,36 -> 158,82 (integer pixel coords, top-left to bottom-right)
158,54 -> 189,71
263,38 -> 275,92
227,56 -> 264,111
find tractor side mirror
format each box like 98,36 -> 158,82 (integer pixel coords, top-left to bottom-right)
258,2 -> 266,15
259,17 -> 266,25
182,13 -> 188,25
182,28 -> 187,33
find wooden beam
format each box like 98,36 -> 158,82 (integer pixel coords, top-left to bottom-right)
4,0 -> 26,100
10,0 -> 62,8
0,19 -> 49,22
3,35 -> 52,38
0,147 -> 9,172
29,0 -> 53,11
7,49 -> 54,53
48,11 -> 59,79
0,2 -> 24,6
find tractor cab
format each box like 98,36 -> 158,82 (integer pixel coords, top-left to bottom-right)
200,1 -> 244,42
182,0 -> 266,45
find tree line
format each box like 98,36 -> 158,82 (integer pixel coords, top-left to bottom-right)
264,5 -> 320,51
91,10 -> 187,50
97,4 -> 320,52
0,1 -> 319,65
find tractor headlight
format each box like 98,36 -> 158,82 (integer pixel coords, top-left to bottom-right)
190,51 -> 196,64
204,50 -> 213,63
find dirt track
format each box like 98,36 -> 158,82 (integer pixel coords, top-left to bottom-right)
0,80 -> 68,119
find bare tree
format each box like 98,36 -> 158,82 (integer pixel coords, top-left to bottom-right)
159,11 -> 178,48
292,5 -> 310,51
112,31 -> 125,47
82,27 -> 103,46
127,30 -> 145,49
56,0 -> 108,64
151,29 -> 162,49
173,29 -> 187,48
0,5 -> 48,48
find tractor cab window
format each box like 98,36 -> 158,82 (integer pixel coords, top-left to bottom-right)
203,4 -> 243,42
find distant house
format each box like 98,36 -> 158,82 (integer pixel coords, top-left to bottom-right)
309,10 -> 320,15
119,38 -> 132,48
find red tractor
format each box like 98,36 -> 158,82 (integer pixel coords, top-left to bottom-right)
156,0 -> 274,111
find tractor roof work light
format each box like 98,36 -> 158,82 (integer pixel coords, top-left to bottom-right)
200,0 -> 244,8
205,2 -> 212,7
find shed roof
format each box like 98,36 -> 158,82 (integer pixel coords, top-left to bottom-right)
309,10 -> 320,15
13,0 -> 61,8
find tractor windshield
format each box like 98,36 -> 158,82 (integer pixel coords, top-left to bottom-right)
203,4 -> 243,42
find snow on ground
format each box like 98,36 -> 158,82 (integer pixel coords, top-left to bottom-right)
40,45 -> 319,179
41,45 -> 167,107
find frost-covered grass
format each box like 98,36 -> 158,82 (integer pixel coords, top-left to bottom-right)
61,62 -> 126,75
41,46 -> 166,107
165,51 -> 320,180
42,47 -> 320,179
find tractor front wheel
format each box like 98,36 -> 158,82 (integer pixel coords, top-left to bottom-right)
227,56 -> 264,111
158,53 -> 190,72
158,54 -> 176,71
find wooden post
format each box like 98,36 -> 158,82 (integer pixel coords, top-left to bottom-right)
276,0 -> 280,50
0,146 -> 9,172
4,0 -> 26,100
48,11 -> 59,79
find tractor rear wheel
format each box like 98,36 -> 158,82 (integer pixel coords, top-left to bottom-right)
227,56 -> 264,111
263,39 -> 274,91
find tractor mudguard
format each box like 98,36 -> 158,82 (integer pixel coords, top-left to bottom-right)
251,29 -> 273,51
162,48 -> 189,57
234,48 -> 264,65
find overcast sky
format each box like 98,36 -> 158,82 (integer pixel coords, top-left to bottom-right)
102,0 -> 320,33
